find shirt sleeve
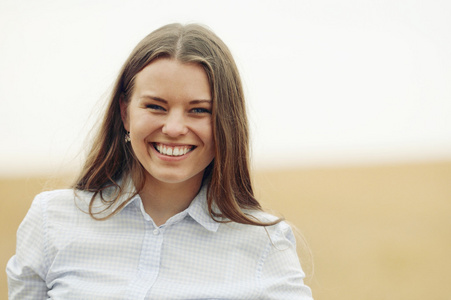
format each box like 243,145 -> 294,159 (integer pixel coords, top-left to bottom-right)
6,193 -> 49,299
258,221 -> 314,300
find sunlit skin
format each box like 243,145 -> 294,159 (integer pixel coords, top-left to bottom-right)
121,58 -> 215,225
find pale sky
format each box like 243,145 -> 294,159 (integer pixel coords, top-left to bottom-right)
1,0 -> 450,176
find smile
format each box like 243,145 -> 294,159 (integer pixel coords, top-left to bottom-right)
153,143 -> 195,157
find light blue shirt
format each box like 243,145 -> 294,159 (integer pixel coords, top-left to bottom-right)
6,179 -> 313,299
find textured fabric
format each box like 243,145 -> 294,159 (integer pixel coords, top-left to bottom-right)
6,180 -> 313,299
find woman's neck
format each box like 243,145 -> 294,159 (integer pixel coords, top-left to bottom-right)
138,173 -> 204,227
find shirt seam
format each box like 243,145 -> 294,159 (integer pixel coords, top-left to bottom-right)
41,194 -> 51,284
254,226 -> 272,297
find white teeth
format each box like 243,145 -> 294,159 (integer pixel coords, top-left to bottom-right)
155,143 -> 192,156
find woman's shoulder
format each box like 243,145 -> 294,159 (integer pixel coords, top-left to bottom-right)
246,210 -> 292,231
32,188 -> 77,207
223,210 -> 296,246
33,188 -> 89,206
29,188 -> 94,221
35,188 -> 76,198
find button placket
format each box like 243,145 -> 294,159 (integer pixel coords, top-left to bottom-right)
125,214 -> 164,299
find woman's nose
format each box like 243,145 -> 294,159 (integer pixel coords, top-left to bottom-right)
162,111 -> 188,137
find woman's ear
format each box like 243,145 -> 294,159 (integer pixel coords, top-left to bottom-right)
120,97 -> 130,131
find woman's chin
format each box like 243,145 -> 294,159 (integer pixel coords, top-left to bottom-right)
144,169 -> 204,186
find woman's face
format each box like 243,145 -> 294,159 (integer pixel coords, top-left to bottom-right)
122,58 -> 215,187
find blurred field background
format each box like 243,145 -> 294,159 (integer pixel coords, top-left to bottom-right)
2,160 -> 450,299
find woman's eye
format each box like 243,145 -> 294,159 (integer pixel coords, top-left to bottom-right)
147,104 -> 166,111
191,108 -> 211,114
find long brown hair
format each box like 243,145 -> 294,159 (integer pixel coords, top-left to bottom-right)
74,23 -> 280,226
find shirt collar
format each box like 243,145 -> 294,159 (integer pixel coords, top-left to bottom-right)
110,175 -> 139,213
112,176 -> 220,232
186,183 -> 221,232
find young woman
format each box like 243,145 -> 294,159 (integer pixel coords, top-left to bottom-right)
7,23 -> 313,299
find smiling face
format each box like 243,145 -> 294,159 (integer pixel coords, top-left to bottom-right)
121,58 -> 215,187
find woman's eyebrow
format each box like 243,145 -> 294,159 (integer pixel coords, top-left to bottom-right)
189,99 -> 212,104
139,95 -> 167,103
139,95 -> 211,104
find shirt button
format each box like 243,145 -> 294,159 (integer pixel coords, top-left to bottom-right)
153,229 -> 160,235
